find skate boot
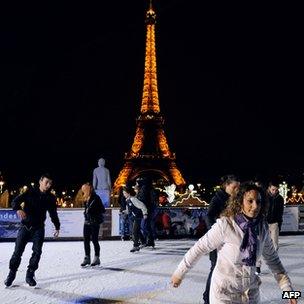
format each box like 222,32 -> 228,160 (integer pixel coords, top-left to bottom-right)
255,267 -> 261,275
4,270 -> 16,287
91,256 -> 100,266
130,246 -> 140,253
146,240 -> 155,248
81,256 -> 91,267
26,269 -> 36,287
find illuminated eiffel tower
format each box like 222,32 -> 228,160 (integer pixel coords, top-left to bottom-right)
113,1 -> 186,194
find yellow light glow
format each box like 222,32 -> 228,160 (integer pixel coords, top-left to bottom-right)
157,129 -> 170,157
140,24 -> 160,114
113,165 -> 133,194
113,4 -> 186,195
130,128 -> 144,156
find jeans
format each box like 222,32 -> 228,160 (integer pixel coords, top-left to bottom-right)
132,218 -> 145,247
120,213 -> 132,237
141,214 -> 155,246
9,225 -> 45,272
83,224 -> 100,257
202,250 -> 217,304
269,222 -> 279,251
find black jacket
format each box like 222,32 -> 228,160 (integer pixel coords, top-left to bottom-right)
12,188 -> 60,230
266,192 -> 284,230
136,184 -> 158,212
84,192 -> 106,225
205,189 -> 230,229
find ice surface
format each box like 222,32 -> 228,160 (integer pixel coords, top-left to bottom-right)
0,235 -> 303,303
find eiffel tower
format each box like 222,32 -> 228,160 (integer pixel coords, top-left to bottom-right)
113,1 -> 186,194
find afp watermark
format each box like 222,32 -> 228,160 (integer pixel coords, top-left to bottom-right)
282,291 -> 301,300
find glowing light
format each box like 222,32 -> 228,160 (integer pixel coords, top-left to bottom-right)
279,181 -> 289,204
130,128 -> 144,156
157,130 -> 170,157
140,22 -> 160,114
113,4 -> 186,194
188,184 -> 194,192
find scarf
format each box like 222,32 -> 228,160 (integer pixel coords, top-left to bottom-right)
234,214 -> 260,266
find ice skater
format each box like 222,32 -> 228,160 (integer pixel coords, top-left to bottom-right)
171,182 -> 297,303
80,183 -> 106,267
4,173 -> 60,287
122,186 -> 147,252
203,174 -> 240,303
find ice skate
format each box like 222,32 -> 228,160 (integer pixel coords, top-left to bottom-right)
4,270 -> 16,287
255,267 -> 261,275
25,269 -> 37,287
130,246 -> 140,253
91,256 -> 100,266
81,256 -> 91,267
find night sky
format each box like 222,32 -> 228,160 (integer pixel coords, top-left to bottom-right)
0,1 -> 302,190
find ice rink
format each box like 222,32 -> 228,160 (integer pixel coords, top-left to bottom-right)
1,235 -> 303,304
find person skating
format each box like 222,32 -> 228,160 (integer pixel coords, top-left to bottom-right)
135,177 -> 158,248
122,186 -> 147,252
171,182 -> 297,304
203,174 -> 240,303
80,183 -> 106,267
4,173 -> 60,287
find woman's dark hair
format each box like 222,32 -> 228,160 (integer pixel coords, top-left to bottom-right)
222,181 -> 268,218
122,186 -> 136,197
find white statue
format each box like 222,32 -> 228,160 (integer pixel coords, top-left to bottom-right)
164,184 -> 176,203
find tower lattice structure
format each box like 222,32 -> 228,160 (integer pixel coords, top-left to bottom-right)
113,2 -> 186,194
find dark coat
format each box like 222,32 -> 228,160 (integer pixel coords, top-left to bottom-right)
84,192 -> 106,225
205,189 -> 230,229
136,180 -> 158,212
266,192 -> 284,230
12,188 -> 60,230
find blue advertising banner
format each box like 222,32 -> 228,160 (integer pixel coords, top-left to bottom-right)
0,210 -> 21,238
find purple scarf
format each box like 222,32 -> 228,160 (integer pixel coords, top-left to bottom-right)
234,214 -> 260,266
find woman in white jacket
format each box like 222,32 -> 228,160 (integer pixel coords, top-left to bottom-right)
171,182 -> 297,304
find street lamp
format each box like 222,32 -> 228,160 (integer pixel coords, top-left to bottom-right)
0,181 -> 4,194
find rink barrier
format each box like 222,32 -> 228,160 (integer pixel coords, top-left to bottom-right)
1,205 -> 304,241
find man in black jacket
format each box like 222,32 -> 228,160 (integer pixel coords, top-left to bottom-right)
135,177 -> 157,248
266,180 -> 284,251
203,174 -> 240,304
4,173 -> 60,287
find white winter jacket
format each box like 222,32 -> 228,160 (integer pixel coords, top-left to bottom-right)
173,217 -> 293,304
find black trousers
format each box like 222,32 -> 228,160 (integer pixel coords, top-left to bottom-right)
203,250 -> 217,304
83,224 -> 100,257
141,214 -> 155,246
9,225 -> 45,272
132,217 -> 145,247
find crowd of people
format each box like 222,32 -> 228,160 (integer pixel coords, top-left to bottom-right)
2,164 -> 297,303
